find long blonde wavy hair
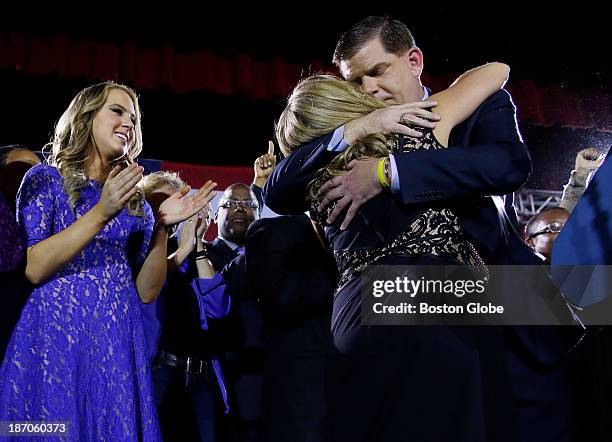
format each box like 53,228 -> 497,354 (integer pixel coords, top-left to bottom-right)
45,82 -> 143,209
275,74 -> 392,203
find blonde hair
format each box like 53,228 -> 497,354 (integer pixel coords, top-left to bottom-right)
46,82 -> 143,209
275,75 -> 391,202
139,171 -> 186,199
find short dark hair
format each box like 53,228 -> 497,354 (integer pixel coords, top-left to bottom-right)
333,16 -> 416,67
525,206 -> 569,237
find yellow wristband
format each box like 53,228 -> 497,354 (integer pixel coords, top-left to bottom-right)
378,157 -> 390,189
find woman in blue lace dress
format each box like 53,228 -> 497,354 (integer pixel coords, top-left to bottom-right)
0,82 -> 216,441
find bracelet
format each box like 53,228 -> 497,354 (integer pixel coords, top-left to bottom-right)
383,157 -> 392,185
377,157 -> 391,189
195,247 -> 209,260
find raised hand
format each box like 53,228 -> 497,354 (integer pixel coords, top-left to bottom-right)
95,163 -> 144,221
576,148 -> 604,172
158,180 -> 217,227
195,203 -> 213,242
177,213 -> 199,256
253,140 -> 278,187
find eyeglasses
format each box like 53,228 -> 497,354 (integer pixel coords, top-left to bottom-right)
218,199 -> 259,210
527,221 -> 564,239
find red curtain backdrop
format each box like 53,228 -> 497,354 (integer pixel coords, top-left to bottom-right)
159,161 -> 254,241
2,32 -> 611,132
161,161 -> 253,189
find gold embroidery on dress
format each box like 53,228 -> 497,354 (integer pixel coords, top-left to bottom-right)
313,129 -> 487,293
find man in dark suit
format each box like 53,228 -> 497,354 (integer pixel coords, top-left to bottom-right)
265,21 -> 531,266
195,143 -> 276,442
551,148 -> 612,311
245,214 -> 337,442
551,148 -> 612,442
264,16 -> 578,442
205,182 -> 264,442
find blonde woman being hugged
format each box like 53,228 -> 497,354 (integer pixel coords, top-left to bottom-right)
276,63 -> 511,442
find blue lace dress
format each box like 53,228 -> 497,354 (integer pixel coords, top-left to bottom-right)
0,164 -> 161,441
0,190 -> 25,272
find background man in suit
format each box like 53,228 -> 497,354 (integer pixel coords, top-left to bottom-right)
551,148 -> 612,441
525,207 -> 570,262
205,182 -> 266,442
245,214 -> 337,442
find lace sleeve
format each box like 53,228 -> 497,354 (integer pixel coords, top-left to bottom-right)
136,202 -> 155,268
16,164 -> 59,247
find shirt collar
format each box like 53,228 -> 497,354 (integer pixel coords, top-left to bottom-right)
219,237 -> 241,251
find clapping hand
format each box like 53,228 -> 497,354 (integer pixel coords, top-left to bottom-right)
96,163 -> 144,221
157,180 -> 217,227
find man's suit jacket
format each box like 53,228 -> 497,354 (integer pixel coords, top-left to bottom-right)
551,149 -> 612,310
246,215 -> 336,327
262,88 -> 580,441
206,238 -> 241,278
245,215 -> 337,442
263,90 -> 534,265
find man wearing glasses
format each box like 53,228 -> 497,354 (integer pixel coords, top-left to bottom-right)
524,207 -> 570,262
196,183 -> 265,442
214,185 -> 261,250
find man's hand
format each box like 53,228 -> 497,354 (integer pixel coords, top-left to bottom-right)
318,157 -> 381,230
576,148 -> 604,172
343,101 -> 440,145
253,141 -> 277,188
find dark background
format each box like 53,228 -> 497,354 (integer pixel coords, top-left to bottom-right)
0,8 -> 609,190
